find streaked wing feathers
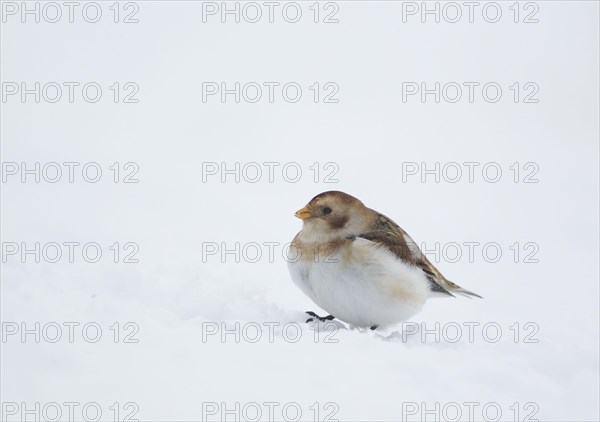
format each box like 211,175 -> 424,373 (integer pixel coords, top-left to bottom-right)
357,213 -> 456,297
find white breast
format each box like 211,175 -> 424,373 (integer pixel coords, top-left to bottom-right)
287,238 -> 430,328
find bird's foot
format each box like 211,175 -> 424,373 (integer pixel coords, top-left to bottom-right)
305,311 -> 336,323
370,325 -> 378,330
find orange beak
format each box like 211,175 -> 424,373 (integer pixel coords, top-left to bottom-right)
294,206 -> 311,220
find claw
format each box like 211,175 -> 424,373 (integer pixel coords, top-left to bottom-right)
305,311 -> 335,323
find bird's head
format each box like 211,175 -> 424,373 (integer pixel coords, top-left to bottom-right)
294,191 -> 372,241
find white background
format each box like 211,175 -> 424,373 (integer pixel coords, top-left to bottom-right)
1,1 -> 599,421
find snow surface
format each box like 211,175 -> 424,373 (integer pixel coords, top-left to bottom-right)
1,1 -> 599,421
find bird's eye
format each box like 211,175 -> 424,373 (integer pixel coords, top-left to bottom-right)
323,207 -> 332,215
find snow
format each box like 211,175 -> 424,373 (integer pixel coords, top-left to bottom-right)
1,1 -> 599,421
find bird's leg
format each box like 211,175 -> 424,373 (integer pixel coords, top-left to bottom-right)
305,311 -> 336,323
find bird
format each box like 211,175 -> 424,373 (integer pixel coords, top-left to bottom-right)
288,191 -> 481,330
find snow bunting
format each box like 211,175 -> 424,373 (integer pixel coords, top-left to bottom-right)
288,191 -> 481,330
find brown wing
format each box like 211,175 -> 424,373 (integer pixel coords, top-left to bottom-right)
357,212 -> 482,298
356,213 -> 455,297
